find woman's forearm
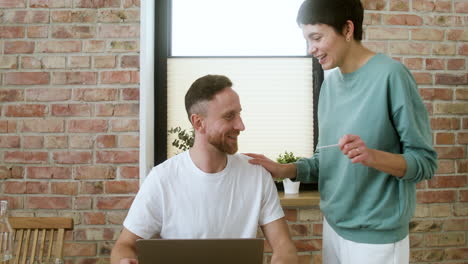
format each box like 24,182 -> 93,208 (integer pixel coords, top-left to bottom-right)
282,163 -> 298,179
365,149 -> 407,178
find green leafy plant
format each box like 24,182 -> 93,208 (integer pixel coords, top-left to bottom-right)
276,151 -> 301,164
168,126 -> 194,152
275,151 -> 301,182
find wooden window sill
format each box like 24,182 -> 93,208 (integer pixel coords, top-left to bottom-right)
278,191 -> 320,208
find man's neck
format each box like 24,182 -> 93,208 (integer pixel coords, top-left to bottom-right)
189,143 -> 229,173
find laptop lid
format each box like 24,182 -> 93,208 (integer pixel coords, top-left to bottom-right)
136,238 -> 264,264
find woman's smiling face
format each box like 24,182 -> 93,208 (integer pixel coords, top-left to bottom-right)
301,23 -> 349,70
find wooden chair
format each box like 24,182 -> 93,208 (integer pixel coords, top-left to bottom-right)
8,217 -> 74,264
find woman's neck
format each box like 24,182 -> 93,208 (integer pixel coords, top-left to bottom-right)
339,42 -> 376,74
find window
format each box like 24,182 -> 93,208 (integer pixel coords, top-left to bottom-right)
167,57 -> 315,159
171,0 -> 307,56
141,0 -> 323,180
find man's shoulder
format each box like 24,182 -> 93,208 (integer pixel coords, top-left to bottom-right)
231,152 -> 249,161
230,153 -> 256,167
148,151 -> 188,180
156,151 -> 187,167
230,153 -> 271,176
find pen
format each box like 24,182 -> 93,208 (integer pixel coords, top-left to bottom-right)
317,143 -> 339,149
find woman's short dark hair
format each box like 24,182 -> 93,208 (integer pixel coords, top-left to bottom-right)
296,0 -> 364,41
185,74 -> 233,120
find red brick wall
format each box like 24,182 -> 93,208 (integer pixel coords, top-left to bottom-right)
0,0 -> 467,263
0,0 -> 140,262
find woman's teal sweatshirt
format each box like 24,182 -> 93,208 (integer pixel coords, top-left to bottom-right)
296,53 -> 438,244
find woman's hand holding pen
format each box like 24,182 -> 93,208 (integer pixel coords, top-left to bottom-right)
338,134 -> 407,177
338,134 -> 374,166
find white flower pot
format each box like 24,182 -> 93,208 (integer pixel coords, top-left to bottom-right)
283,178 -> 300,194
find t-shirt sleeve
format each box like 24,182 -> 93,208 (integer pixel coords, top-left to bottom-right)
123,168 -> 164,239
258,167 -> 285,226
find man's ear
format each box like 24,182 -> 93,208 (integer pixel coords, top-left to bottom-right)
191,113 -> 205,133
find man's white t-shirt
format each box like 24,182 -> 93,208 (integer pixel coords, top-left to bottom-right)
124,151 -> 284,239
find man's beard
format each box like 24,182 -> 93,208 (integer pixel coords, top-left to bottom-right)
207,132 -> 239,154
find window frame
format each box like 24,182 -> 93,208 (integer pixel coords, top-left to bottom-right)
140,0 -> 323,180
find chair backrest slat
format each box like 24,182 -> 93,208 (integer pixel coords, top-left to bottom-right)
38,229 -> 46,261
20,229 -> 30,264
0,232 -> 3,255
30,229 -> 39,262
7,217 -> 74,264
46,229 -> 54,261
13,229 -> 23,264
56,228 -> 65,259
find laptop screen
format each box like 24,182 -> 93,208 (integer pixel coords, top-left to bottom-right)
136,238 -> 264,264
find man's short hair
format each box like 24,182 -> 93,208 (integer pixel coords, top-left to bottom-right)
296,0 -> 364,41
185,74 -> 233,121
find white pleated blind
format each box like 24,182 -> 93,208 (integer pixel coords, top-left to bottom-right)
167,58 -> 314,160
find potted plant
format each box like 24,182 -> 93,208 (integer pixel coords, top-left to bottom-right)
168,126 -> 194,154
275,151 -> 301,191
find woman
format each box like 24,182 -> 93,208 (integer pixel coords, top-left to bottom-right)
247,0 -> 437,263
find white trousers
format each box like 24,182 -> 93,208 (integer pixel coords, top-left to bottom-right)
323,218 -> 409,264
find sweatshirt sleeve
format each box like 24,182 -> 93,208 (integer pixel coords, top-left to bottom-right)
294,151 -> 320,183
388,64 -> 438,183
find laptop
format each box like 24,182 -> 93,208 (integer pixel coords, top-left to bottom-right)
136,238 -> 264,264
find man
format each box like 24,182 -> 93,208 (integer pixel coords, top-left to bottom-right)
111,75 -> 298,264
